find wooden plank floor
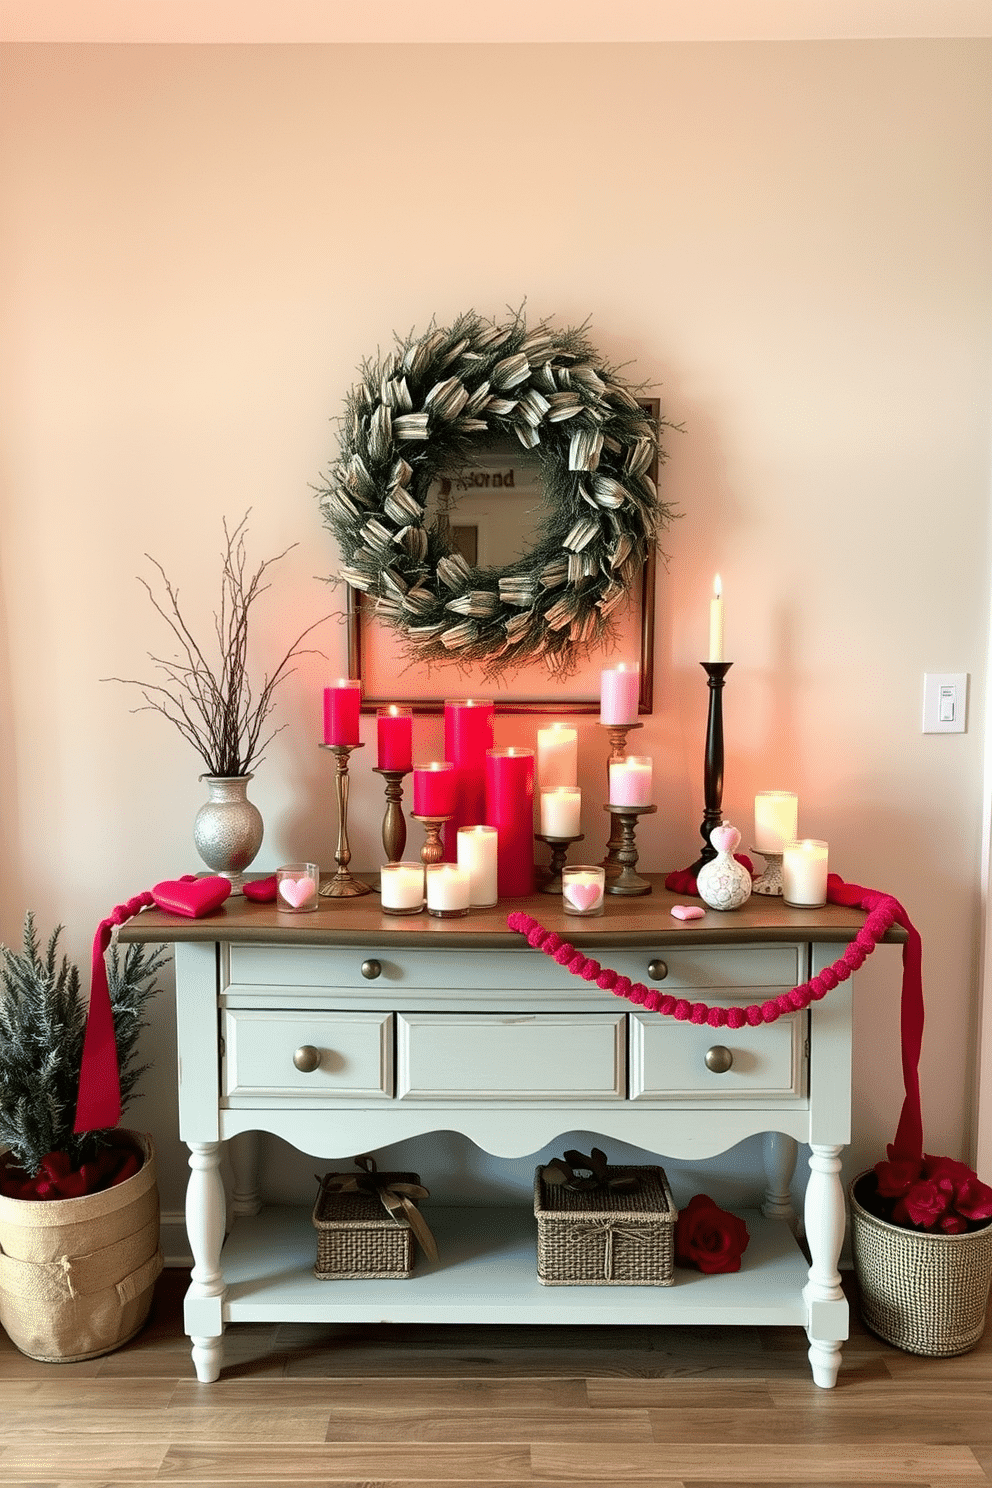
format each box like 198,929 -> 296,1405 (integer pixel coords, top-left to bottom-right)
0,1268 -> 990,1486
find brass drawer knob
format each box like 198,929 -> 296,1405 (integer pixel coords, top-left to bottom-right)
705,1045 -> 734,1074
361,958 -> 382,980
647,959 -> 668,982
293,1045 -> 321,1074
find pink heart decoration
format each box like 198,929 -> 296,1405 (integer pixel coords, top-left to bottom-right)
279,875 -> 315,909
671,904 -> 706,921
565,882 -> 601,912
710,823 -> 741,855
152,876 -> 232,918
243,875 -> 278,903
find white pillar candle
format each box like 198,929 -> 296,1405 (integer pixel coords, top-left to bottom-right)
537,724 -> 578,788
608,755 -> 653,807
708,575 -> 724,662
457,825 -> 498,907
754,792 -> 799,853
540,787 -> 582,838
782,839 -> 829,908
379,861 -> 425,913
599,665 -> 640,725
426,863 -> 471,915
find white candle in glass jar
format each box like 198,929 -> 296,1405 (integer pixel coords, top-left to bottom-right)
537,723 -> 578,788
754,792 -> 799,853
426,863 -> 471,913
608,755 -> 653,807
379,861 -> 424,911
562,864 -> 606,916
540,787 -> 581,838
782,839 -> 829,908
457,825 -> 498,907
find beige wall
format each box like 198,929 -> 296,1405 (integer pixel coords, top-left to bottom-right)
2,40 -> 990,1218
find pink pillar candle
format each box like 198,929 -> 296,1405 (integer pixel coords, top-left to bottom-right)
537,724 -> 578,789
444,697 -> 494,858
413,761 -> 457,817
599,665 -> 640,725
608,754 -> 653,807
485,747 -> 535,897
323,679 -> 361,745
540,787 -> 582,838
376,705 -> 413,771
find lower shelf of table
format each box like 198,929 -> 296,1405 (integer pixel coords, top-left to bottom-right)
217,1204 -> 814,1329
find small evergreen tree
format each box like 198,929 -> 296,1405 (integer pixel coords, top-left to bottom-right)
0,914 -> 167,1176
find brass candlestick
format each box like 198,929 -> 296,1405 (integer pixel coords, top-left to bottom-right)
319,742 -> 371,898
604,802 -> 657,896
412,814 -> 452,866
600,720 -> 643,877
535,832 -> 584,895
689,662 -> 732,876
373,766 -> 411,864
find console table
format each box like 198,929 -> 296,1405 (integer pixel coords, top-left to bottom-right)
118,878 -> 902,1387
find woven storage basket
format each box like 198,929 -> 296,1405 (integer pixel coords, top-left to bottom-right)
534,1164 -> 677,1286
312,1171 -> 420,1279
850,1172 -> 992,1356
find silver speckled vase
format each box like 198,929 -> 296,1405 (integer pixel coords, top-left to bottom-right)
192,774 -> 264,894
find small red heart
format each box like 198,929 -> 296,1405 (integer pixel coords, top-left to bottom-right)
243,875 -> 278,903
152,876 -> 232,918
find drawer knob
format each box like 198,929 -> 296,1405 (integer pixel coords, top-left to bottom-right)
293,1045 -> 321,1073
705,1045 -> 734,1074
361,958 -> 382,980
647,959 -> 668,982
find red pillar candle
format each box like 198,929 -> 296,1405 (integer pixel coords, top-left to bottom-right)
413,761 -> 456,817
376,706 -> 413,772
443,697 -> 494,858
485,747 -> 535,897
323,679 -> 361,745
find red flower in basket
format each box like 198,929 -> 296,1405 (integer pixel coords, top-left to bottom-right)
675,1194 -> 750,1275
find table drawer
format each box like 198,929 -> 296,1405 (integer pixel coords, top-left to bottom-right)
396,1012 -> 626,1101
222,1010 -> 393,1099
628,1011 -> 806,1101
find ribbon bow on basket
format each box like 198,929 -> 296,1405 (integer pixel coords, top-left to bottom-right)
541,1147 -> 642,1195
317,1155 -> 439,1262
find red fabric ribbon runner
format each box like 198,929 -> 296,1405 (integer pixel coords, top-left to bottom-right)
507,870 -> 924,1164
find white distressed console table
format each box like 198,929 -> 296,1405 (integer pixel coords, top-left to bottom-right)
119,877 -> 903,1387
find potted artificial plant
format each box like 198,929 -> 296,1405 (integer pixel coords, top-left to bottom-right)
0,915 -> 167,1362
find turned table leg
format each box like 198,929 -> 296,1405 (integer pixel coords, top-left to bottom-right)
761,1132 -> 798,1225
803,1142 -> 848,1388
184,1140 -> 227,1383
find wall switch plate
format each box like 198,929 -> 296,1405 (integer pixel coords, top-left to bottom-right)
922,673 -> 968,733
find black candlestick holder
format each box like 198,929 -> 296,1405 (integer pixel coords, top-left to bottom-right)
536,832 -> 584,895
373,766 -> 411,864
604,803 -> 656,896
412,814 -> 452,866
599,720 -> 643,877
319,742 -> 371,898
688,662 -> 732,876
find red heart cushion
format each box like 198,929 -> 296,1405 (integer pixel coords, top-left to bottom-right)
152,876 -> 232,918
243,874 -> 278,903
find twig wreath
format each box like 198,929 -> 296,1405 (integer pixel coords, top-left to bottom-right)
317,310 -> 675,678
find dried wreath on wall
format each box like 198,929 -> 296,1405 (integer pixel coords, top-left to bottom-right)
317,310 -> 673,678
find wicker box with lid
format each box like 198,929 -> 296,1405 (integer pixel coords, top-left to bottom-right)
312,1168 -> 423,1279
533,1162 -> 678,1286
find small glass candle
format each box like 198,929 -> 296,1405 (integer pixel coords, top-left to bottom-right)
754,791 -> 798,853
323,679 -> 361,746
540,786 -> 581,838
562,864 -> 606,917
276,863 -> 320,913
537,723 -> 578,788
782,839 -> 829,908
426,863 -> 471,917
457,825 -> 498,907
376,705 -> 413,772
379,860 -> 425,915
608,755 -> 653,807
599,665 -> 640,725
413,760 -> 456,817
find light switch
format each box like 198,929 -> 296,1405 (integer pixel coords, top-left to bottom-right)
922,673 -> 968,733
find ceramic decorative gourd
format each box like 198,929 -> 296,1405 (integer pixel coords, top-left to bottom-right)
696,823 -> 752,912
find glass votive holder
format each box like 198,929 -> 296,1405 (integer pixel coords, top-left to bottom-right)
562,863 -> 606,917
426,863 -> 471,918
456,824 -> 498,908
276,863 -> 320,913
781,839 -> 829,908
379,861 -> 425,915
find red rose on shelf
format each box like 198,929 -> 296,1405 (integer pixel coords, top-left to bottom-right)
674,1193 -> 750,1275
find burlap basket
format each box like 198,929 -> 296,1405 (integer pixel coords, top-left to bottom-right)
0,1130 -> 163,1362
534,1163 -> 677,1286
850,1171 -> 992,1356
